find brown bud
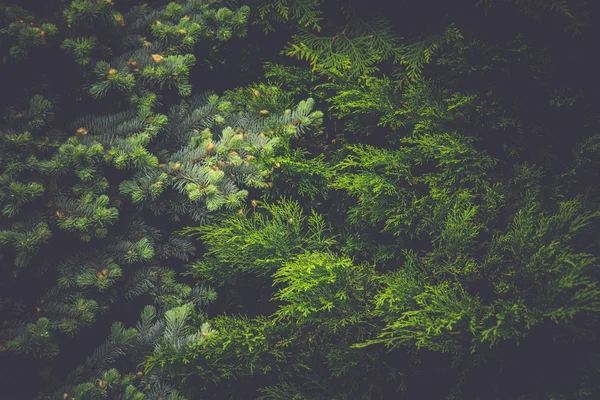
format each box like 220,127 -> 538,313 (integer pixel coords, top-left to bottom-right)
205,142 -> 214,152
275,162 -> 281,168
252,89 -> 260,97
63,394 -> 70,400
143,40 -> 151,48
259,109 -> 269,115
101,268 -> 109,276
159,163 -> 166,168
184,15 -> 190,21
251,200 -> 258,208
136,371 -> 143,377
36,307 -> 41,313
76,127 -> 88,136
15,113 -> 24,119
151,54 -> 164,63
127,60 -> 139,69
246,155 -> 255,161
56,210 -> 64,217
127,250 -> 132,254
229,151 -> 239,158
237,208 -> 244,216
108,68 -> 118,76
97,272 -> 105,281
172,162 -> 181,171
114,15 -> 125,26
217,160 -> 225,167
98,380 -> 107,389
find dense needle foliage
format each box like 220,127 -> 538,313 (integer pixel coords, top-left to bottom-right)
1,0 -> 600,399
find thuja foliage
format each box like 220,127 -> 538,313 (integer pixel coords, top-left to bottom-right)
1,0 -> 600,399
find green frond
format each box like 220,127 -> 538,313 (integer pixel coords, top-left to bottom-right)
286,14 -> 401,74
399,24 -> 463,82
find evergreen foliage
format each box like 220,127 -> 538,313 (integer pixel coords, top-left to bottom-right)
1,0 -> 600,399
248,0 -> 323,33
